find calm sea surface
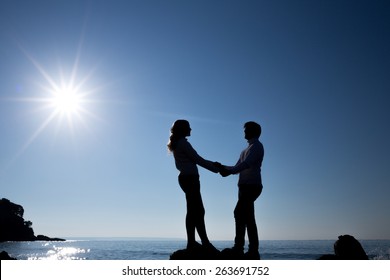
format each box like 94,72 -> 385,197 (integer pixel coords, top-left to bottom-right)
1,239 -> 389,260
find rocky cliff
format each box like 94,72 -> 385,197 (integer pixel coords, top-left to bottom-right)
0,198 -> 64,242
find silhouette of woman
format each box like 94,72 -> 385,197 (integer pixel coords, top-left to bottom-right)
168,120 -> 219,252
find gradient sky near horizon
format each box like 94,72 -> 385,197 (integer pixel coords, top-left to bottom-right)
1,0 -> 389,241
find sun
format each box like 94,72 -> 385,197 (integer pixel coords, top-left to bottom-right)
10,45 -> 103,157
14,43 -> 100,128
2,37 -> 107,170
50,86 -> 83,115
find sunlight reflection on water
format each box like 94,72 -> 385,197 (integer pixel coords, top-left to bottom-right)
28,245 -> 89,260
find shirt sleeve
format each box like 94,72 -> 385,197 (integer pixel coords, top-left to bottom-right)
183,140 -> 219,173
228,158 -> 249,174
228,144 -> 261,174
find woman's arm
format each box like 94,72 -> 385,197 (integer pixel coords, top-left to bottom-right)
183,141 -> 219,173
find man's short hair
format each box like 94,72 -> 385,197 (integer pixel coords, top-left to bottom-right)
244,121 -> 261,138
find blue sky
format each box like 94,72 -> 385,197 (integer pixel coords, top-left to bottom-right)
1,0 -> 389,241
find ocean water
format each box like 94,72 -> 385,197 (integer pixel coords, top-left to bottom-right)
1,239 -> 389,260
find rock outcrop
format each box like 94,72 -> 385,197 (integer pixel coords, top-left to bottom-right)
0,198 -> 35,242
169,245 -> 258,260
318,234 -> 369,260
0,198 -> 65,242
35,235 -> 65,242
0,251 -> 17,260
170,247 -> 221,260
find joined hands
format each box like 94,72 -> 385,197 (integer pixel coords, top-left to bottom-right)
214,162 -> 231,177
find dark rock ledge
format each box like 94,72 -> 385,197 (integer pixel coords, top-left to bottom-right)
0,251 -> 17,260
0,198 -> 65,243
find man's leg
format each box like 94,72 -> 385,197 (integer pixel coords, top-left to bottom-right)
246,201 -> 259,252
244,184 -> 262,259
233,198 -> 246,252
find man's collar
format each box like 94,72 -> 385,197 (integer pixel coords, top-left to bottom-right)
247,138 -> 258,144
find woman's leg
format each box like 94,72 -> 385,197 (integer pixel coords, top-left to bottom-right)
192,191 -> 210,245
180,175 -> 209,248
184,193 -> 197,246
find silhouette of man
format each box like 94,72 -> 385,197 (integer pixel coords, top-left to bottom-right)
219,121 -> 264,259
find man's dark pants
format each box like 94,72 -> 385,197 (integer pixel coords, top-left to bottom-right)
234,184 -> 262,252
